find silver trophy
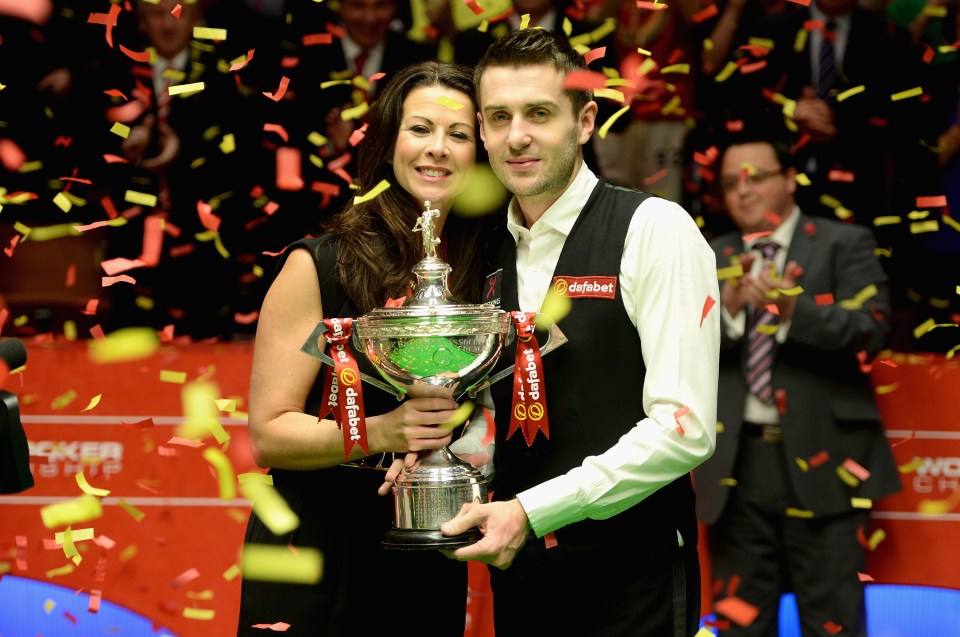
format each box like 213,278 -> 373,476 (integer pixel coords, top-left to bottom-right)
356,203 -> 507,550
302,203 -> 565,550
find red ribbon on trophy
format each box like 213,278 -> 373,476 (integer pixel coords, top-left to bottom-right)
318,318 -> 370,459
507,311 -> 549,446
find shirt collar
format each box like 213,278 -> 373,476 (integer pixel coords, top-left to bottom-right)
809,3 -> 851,42
506,161 -> 598,243
745,204 -> 801,252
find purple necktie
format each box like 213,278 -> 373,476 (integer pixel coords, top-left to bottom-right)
745,241 -> 780,404
817,22 -> 837,100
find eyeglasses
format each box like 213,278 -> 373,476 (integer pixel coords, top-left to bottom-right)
720,169 -> 784,193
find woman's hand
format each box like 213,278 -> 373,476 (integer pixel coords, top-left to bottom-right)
369,395 -> 458,456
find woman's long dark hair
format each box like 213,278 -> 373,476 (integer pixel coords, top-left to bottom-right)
324,61 -> 487,314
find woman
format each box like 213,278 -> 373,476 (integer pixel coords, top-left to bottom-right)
238,62 -> 487,636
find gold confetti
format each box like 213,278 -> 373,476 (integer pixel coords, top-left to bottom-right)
204,447 -> 237,500
241,544 -> 322,584
353,179 -> 391,204
836,85 -> 866,102
240,482 -> 300,535
118,499 -> 146,522
41,495 -> 103,529
124,190 -> 158,207
76,472 -> 110,497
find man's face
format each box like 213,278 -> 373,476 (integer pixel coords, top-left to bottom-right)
720,142 -> 796,234
478,63 -> 596,218
137,0 -> 200,60
340,0 -> 396,50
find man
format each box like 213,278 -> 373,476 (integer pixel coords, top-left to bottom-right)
440,28 -> 720,637
693,136 -> 901,636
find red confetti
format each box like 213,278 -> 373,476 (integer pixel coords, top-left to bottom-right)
726,573 -> 742,597
643,167 -> 669,185
81,299 -> 99,316
544,532 -> 558,549
65,264 -> 77,288
234,311 -> 260,325
252,622 -> 292,631
803,221 -> 817,235
197,200 -> 221,232
701,295 -> 716,329
481,407 -> 495,447
858,572 -> 875,582
102,275 -> 136,287
263,123 -> 289,143
89,324 -> 106,339
891,432 -> 914,448
775,389 -> 787,414
636,1 -> 669,10
88,588 -> 102,613
103,154 -> 131,164
823,620 -> 843,635
814,293 -> 834,305
463,0 -> 485,15
4,234 -> 21,257
673,405 -> 691,435
303,33 -> 333,46
828,170 -> 855,182
843,458 -> 871,481
726,120 -> 744,132
562,70 -> 608,91
857,350 -> 873,373
691,4 -> 719,23
349,123 -> 369,147
171,3 -> 182,19
715,596 -> 759,627
263,76 -> 291,102
809,450 -> 830,468
171,567 -> 200,589
916,195 -> 947,208
119,44 -> 151,63
583,46 -> 606,65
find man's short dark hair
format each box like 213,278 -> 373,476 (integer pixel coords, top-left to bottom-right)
473,28 -> 592,117
719,134 -> 796,172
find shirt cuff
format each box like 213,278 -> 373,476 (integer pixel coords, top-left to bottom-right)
722,305 -> 746,340
516,473 -> 583,537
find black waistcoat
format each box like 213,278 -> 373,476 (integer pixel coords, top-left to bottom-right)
489,180 -> 697,545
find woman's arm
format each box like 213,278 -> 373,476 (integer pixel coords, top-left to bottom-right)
248,248 -> 460,470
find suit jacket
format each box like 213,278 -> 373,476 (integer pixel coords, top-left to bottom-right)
694,212 -> 901,524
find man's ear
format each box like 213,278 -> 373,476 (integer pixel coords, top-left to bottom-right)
578,101 -> 598,146
477,111 -> 489,151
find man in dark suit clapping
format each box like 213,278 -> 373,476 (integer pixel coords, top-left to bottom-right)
694,136 -> 901,637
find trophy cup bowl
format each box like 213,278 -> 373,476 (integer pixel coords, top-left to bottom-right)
353,203 -> 510,550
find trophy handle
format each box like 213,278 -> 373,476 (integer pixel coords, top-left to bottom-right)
299,322 -> 407,400
465,322 -> 568,398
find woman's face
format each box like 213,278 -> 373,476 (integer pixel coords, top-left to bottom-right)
391,85 -> 477,215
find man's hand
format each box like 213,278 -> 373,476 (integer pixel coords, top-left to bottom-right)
767,260 -> 803,323
720,253 -> 762,315
440,499 -> 530,570
794,87 -> 837,143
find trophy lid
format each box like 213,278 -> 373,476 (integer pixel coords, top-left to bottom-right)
357,202 -> 505,338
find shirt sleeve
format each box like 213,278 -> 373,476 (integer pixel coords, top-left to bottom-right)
517,197 -> 721,536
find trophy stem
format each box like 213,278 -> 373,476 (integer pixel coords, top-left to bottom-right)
382,444 -> 487,550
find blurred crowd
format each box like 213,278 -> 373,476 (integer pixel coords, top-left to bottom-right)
0,0 -> 957,353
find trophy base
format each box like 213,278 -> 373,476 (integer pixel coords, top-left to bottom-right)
382,526 -> 483,551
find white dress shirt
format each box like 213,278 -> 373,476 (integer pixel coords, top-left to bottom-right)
720,205 -> 801,424
506,163 -> 720,537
